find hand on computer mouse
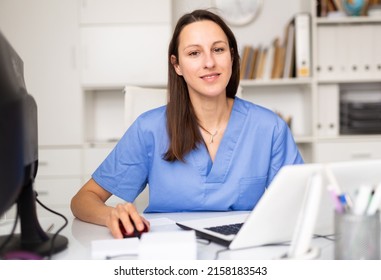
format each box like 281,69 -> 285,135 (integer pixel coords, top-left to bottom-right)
119,220 -> 148,239
107,202 -> 150,239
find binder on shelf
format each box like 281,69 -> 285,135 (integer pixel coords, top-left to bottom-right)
316,25 -> 337,79
262,44 -> 275,80
354,25 -> 373,78
294,13 -> 311,78
317,84 -> 339,137
335,25 -> 349,78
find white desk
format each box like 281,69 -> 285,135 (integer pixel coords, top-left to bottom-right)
0,207 -> 334,260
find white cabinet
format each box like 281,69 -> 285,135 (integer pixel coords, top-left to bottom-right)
315,139 -> 381,163
34,178 -> 81,209
38,149 -> 82,177
79,0 -> 172,145
78,0 -> 171,24
80,25 -> 171,87
0,0 -> 83,146
35,148 -> 82,207
79,0 -> 171,88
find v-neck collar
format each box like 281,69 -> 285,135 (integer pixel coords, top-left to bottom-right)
191,98 -> 247,183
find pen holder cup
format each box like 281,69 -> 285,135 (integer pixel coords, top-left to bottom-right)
334,211 -> 380,260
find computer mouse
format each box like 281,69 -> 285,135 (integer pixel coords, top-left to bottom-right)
119,220 -> 148,239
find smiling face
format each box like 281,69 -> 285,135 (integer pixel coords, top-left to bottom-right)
171,20 -> 233,100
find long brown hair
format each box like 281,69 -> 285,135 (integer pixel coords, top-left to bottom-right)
163,9 -> 240,162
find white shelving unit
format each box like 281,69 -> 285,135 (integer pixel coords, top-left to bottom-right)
238,1 -> 381,163
311,1 -> 381,163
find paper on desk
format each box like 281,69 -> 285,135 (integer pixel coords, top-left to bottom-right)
91,238 -> 140,260
147,217 -> 180,232
148,217 -> 175,227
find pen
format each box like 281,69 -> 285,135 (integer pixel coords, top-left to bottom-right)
367,182 -> 381,216
338,193 -> 352,212
344,193 -> 353,209
353,184 -> 372,216
324,165 -> 342,195
328,185 -> 344,213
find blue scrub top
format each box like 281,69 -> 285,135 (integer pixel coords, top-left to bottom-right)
92,97 -> 304,212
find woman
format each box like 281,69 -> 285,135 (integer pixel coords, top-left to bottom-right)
71,9 -> 303,239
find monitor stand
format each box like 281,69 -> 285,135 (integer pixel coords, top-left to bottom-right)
0,182 -> 68,258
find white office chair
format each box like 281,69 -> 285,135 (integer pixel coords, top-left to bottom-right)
124,85 -> 168,129
123,85 -> 168,212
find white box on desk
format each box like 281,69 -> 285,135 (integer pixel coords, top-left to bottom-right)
138,230 -> 197,260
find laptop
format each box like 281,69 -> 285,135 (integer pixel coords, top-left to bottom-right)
176,159 -> 381,250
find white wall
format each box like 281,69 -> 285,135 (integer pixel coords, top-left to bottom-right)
173,0 -> 306,52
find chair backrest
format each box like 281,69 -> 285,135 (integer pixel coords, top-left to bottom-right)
124,86 -> 168,128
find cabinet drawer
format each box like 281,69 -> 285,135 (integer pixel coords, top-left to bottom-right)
315,140 -> 381,163
79,0 -> 171,24
38,149 -> 81,177
34,178 -> 81,207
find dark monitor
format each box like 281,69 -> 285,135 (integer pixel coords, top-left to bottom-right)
0,30 -> 68,258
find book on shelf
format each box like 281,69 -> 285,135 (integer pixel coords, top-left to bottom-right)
318,0 -> 341,17
240,45 -> 252,80
254,47 -> 267,79
282,19 -> 295,79
327,0 -> 338,12
249,47 -> 260,79
244,46 -> 255,79
271,37 -> 285,79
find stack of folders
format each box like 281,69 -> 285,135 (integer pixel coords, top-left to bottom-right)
316,23 -> 381,80
340,88 -> 381,135
340,100 -> 381,134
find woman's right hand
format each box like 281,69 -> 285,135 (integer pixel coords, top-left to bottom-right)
106,202 -> 150,239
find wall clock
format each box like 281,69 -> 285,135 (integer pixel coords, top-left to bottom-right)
213,0 -> 263,26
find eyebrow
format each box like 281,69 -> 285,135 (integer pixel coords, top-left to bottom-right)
182,40 -> 228,51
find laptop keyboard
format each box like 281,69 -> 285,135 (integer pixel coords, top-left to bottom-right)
205,223 -> 243,236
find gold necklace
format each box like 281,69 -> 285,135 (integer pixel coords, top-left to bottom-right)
199,125 -> 218,144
